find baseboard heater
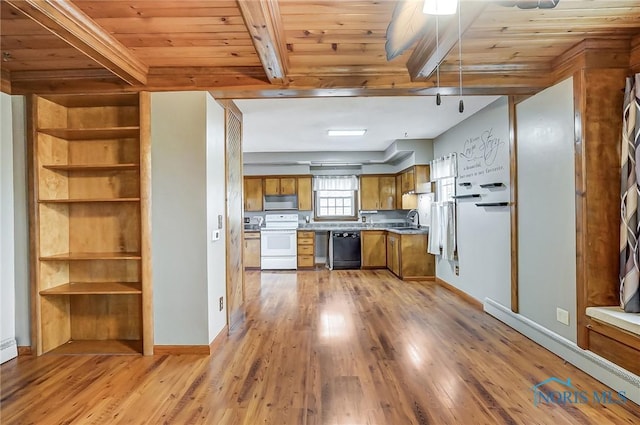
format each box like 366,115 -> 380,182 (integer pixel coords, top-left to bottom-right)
483,298 -> 640,405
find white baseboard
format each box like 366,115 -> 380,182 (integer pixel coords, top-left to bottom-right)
484,298 -> 640,405
1,338 -> 18,364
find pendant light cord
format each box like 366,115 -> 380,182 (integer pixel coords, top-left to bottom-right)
436,14 -> 440,90
436,13 -> 441,105
457,0 -> 464,113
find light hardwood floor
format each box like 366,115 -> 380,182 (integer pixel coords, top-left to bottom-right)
2,269 -> 639,424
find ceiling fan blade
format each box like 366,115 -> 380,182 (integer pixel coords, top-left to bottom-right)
385,0 -> 429,61
496,0 -> 560,9
538,0 -> 560,9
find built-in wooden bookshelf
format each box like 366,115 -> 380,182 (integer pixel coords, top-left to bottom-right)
29,93 -> 152,355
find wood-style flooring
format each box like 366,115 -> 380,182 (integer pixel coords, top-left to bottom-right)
2,269 -> 639,424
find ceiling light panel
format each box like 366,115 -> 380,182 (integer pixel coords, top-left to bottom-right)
327,129 -> 367,137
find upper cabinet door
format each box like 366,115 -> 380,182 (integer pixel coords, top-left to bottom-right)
395,174 -> 403,209
378,176 -> 396,210
264,178 -> 280,195
244,177 -> 263,211
401,167 -> 415,194
360,176 -> 380,210
280,178 -> 297,195
297,177 -> 312,210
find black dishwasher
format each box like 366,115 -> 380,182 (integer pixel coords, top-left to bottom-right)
331,231 -> 361,269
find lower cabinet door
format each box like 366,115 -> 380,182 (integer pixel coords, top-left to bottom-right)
244,236 -> 261,268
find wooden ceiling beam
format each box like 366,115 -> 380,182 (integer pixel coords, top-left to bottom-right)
9,66 -> 270,94
8,67 -> 548,97
407,2 -> 486,81
237,0 -> 289,84
4,0 -> 148,85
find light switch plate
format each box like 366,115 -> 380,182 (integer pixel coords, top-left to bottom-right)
212,230 -> 221,241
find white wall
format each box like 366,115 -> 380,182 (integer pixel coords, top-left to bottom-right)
12,96 -> 29,348
205,95 -> 228,343
517,78 -> 577,342
1,92 -> 17,362
152,91 -> 224,345
434,97 -> 511,307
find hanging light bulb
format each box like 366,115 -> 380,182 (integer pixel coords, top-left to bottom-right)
457,0 -> 464,113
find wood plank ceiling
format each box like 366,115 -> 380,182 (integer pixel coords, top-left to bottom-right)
1,0 -> 639,97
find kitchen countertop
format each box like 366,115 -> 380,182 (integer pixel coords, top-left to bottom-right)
244,224 -> 428,235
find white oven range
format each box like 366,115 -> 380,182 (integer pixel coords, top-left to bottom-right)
260,214 -> 299,270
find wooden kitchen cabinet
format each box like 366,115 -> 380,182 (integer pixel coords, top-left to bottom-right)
297,176 -> 313,211
244,177 -> 263,211
401,168 -> 415,194
399,165 -> 431,194
386,232 -> 435,280
297,231 -> 315,269
244,232 -> 261,269
360,175 -> 396,210
399,233 -> 435,280
264,177 -> 296,195
386,233 -> 400,276
361,230 -> 387,268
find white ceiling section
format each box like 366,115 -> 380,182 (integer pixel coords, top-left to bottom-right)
236,96 -> 500,153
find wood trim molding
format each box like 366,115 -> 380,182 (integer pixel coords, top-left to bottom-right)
509,96 -> 519,313
552,38 -> 631,84
435,278 -> 482,310
152,326 -> 229,356
237,0 -> 289,84
153,345 -> 211,355
406,2 -> 486,81
403,276 -> 436,282
26,95 -> 41,355
1,68 -> 11,94
574,68 -> 627,349
5,0 -> 148,85
139,91 -> 154,356
216,99 -> 243,120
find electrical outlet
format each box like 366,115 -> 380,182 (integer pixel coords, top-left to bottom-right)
454,265 -> 459,276
556,308 -> 569,326
219,296 -> 224,311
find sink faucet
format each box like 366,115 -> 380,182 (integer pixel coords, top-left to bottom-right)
407,209 -> 419,228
